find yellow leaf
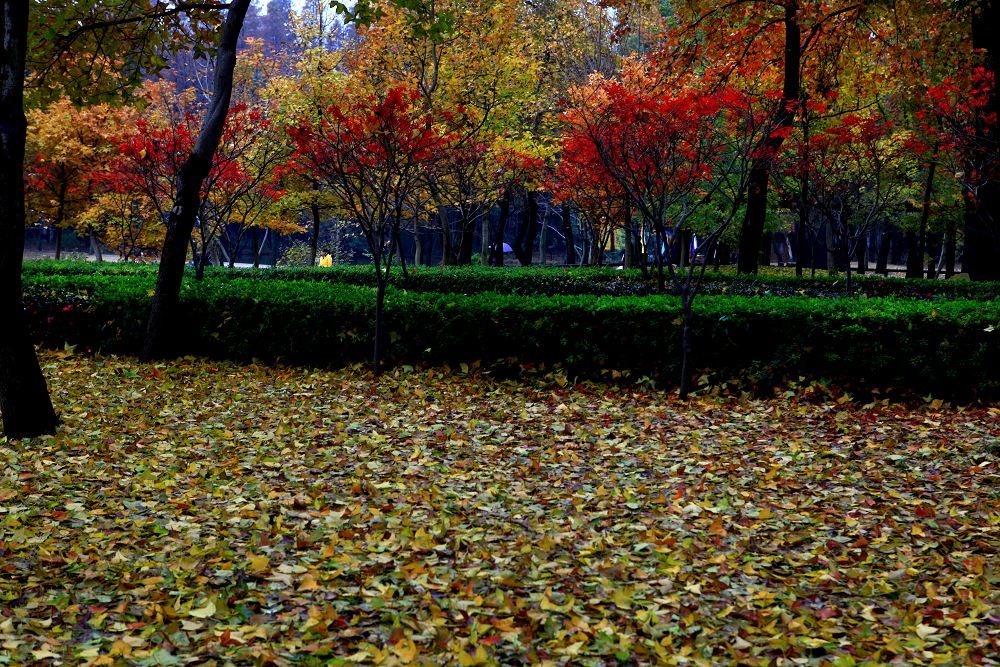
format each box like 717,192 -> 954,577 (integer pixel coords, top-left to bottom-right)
344,650 -> 371,662
109,640 -> 132,657
31,649 -> 61,660
457,646 -> 489,666
915,623 -> 938,639
391,638 -> 419,663
247,554 -> 270,573
911,524 -> 925,537
299,573 -> 320,591
189,599 -> 216,618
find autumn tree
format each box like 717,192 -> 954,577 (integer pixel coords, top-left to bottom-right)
561,60 -> 772,395
784,109 -> 915,288
143,0 -> 254,359
24,98 -> 136,259
289,84 -> 439,373
2,1 -> 231,438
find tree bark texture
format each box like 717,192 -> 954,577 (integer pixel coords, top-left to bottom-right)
737,0 -> 800,274
0,0 -> 59,438
142,0 -> 252,359
967,0 -> 1000,280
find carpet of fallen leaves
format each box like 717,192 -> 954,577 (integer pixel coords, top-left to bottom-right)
2,352 -> 999,666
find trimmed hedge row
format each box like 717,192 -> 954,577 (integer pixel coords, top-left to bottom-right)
23,259 -> 1000,300
24,273 -> 1000,397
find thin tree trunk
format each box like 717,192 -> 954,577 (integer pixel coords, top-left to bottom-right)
513,190 -> 539,266
481,213 -> 489,264
623,216 -> 633,268
944,216 -> 956,278
737,0 -> 800,274
90,229 -> 103,261
910,159 -> 937,278
491,195 -> 510,266
373,277 -> 386,376
562,203 -> 576,265
855,231 -> 866,275
926,232 -> 941,279
143,0 -> 251,360
308,200 -> 321,266
875,225 -> 890,275
678,288 -> 693,400
906,230 -> 921,279
538,206 -> 547,265
0,0 -> 59,438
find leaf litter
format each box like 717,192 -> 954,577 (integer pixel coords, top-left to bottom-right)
1,351 -> 999,665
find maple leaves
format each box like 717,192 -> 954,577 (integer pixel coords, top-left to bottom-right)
2,351 -> 999,664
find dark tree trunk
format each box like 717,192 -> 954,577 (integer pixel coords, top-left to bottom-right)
457,214 -> 475,265
90,229 -> 103,261
678,287 -> 693,400
623,216 -> 634,268
0,0 -> 59,438
561,203 -> 576,265
968,0 -> 1000,280
926,232 -> 941,279
905,230 -> 921,278
909,159 -> 936,278
875,226 -> 890,276
373,278 -> 386,376
252,227 -> 260,268
491,194 -> 510,266
944,216 -> 956,278
143,0 -> 251,359
855,232 -> 866,275
513,190 -> 539,266
738,0 -> 800,274
308,199 -> 322,266
759,231 -> 772,267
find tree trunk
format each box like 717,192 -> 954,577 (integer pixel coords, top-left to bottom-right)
491,194 -> 510,266
142,0 -> 251,360
512,190 -> 539,266
457,213 -> 475,265
623,217 -> 634,268
926,232 -> 941,279
437,205 -> 454,265
308,199 -> 321,266
855,231 -> 866,275
90,229 -> 103,261
737,0 -> 800,274
562,203 -> 576,265
906,230 -> 921,279
968,0 -> 1000,280
678,288 -> 693,400
0,0 -> 59,438
875,228 -> 890,276
538,206 -> 547,265
373,277 -> 386,376
944,216 -> 956,278
910,159 -> 936,278
481,214 -> 489,264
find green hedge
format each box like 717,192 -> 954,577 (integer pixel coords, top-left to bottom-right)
24,273 -> 1000,398
23,259 -> 1000,300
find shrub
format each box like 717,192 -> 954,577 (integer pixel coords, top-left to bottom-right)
24,273 -> 1000,398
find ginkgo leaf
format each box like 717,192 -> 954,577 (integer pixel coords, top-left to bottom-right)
188,600 -> 216,618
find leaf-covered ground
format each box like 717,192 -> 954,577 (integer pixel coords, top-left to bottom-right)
2,352 -> 999,666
